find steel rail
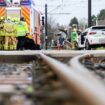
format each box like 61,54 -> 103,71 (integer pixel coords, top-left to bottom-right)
0,50 -> 101,58
70,52 -> 105,89
70,50 -> 105,76
70,51 -> 105,89
40,53 -> 105,105
42,50 -> 91,57
0,50 -> 86,57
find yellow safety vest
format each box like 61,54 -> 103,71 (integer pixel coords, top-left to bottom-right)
16,21 -> 29,37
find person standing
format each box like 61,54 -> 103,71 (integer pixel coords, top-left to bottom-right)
0,17 -> 5,50
16,17 -> 29,50
71,28 -> 78,49
4,17 -> 17,50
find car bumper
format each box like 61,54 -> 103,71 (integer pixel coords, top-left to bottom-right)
89,39 -> 105,45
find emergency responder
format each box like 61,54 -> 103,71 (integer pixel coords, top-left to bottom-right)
16,17 -> 29,50
24,34 -> 36,50
71,28 -> 78,49
4,17 -> 17,50
0,17 -> 5,50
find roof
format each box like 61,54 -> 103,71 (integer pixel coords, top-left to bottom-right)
91,25 -> 105,27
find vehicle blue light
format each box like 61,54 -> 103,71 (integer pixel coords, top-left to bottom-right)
20,0 -> 31,6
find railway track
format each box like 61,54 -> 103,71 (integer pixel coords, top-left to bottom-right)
71,51 -> 105,81
33,54 -> 81,105
0,50 -> 105,105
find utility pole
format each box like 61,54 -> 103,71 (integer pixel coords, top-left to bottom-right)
45,4 -> 48,50
88,0 -> 92,27
10,0 -> 13,3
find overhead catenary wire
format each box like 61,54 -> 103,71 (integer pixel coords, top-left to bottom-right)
41,12 -> 71,15
36,0 -> 105,25
36,0 -> 87,16
48,4 -> 62,13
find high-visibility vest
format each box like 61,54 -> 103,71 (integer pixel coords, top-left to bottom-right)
71,31 -> 78,41
16,21 -> 29,37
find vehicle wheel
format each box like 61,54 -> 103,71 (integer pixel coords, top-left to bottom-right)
85,41 -> 91,50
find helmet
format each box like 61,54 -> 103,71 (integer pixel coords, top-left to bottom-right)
0,17 -> 3,20
0,17 -> 5,23
7,16 -> 11,20
0,17 -> 5,20
15,18 -> 20,22
11,18 -> 16,22
73,28 -> 77,32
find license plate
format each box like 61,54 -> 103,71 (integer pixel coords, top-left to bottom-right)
99,39 -> 105,43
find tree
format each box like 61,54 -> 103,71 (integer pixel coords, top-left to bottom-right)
91,15 -> 97,25
41,17 -> 58,48
97,9 -> 105,20
69,17 -> 79,27
79,18 -> 87,30
47,17 -> 58,39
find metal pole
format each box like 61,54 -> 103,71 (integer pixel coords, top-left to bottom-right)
88,0 -> 92,27
10,0 -> 13,3
36,33 -> 37,50
45,4 -> 48,50
35,27 -> 38,49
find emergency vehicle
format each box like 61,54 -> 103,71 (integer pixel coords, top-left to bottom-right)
0,0 -> 41,48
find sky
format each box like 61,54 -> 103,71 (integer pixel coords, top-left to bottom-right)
35,0 -> 105,26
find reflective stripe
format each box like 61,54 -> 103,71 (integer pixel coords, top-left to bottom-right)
0,7 -> 6,17
4,45 -> 8,50
13,45 -> 17,50
21,7 -> 30,32
0,45 -> 2,49
9,45 -> 14,50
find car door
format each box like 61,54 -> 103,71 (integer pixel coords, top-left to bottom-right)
78,33 -> 82,46
81,30 -> 88,45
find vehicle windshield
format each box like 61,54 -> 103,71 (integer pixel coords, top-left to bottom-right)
92,26 -> 105,31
